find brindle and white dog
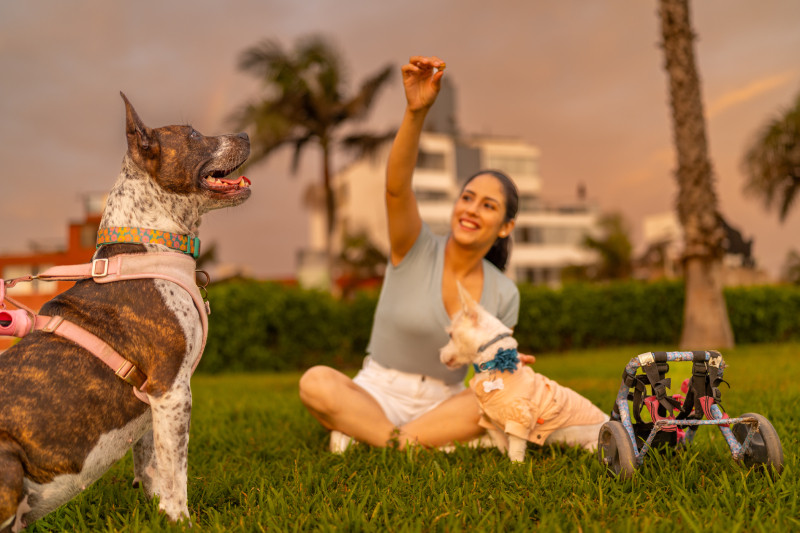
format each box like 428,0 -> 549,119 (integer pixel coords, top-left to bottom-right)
0,93 -> 251,531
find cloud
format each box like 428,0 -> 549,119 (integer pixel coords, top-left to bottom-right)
708,69 -> 799,118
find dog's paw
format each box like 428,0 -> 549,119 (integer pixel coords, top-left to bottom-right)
158,496 -> 190,524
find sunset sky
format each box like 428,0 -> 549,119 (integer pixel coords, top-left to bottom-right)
1,0 -> 798,279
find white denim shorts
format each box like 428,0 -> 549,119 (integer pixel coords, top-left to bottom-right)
353,357 -> 465,426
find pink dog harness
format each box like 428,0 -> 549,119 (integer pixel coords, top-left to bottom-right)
0,252 -> 209,404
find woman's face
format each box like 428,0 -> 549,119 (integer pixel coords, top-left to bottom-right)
450,173 -> 515,249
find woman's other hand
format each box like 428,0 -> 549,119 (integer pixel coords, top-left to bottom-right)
518,352 -> 536,366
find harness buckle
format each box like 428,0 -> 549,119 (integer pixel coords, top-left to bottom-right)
116,360 -> 147,389
92,258 -> 109,277
637,352 -> 655,366
41,315 -> 65,333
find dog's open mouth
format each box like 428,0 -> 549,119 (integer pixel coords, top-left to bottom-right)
203,172 -> 251,194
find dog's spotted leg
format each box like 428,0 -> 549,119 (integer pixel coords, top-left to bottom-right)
9,496 -> 30,533
132,429 -> 156,496
148,380 -> 192,522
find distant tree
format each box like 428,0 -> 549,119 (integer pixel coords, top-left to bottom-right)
582,212 -> 633,281
742,90 -> 800,222
232,35 -> 394,286
658,0 -> 734,349
781,249 -> 800,285
337,231 -> 387,298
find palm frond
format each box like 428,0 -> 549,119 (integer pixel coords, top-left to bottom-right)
742,89 -> 800,222
290,132 -> 316,175
340,129 -> 397,161
344,65 -> 394,120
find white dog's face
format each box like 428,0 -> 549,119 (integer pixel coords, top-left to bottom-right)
439,283 -> 515,369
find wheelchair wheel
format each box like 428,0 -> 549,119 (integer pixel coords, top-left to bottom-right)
598,420 -> 636,480
732,412 -> 783,475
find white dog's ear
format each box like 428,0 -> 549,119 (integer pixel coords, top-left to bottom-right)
456,281 -> 480,322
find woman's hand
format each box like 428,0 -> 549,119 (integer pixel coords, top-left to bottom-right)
518,352 -> 536,366
402,55 -> 446,112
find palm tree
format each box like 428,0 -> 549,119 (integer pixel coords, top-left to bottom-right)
742,90 -> 800,222
780,249 -> 800,284
658,0 -> 734,349
582,212 -> 633,280
232,35 -> 394,286
337,231 -> 388,299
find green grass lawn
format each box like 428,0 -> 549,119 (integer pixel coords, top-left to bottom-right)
31,343 -> 798,532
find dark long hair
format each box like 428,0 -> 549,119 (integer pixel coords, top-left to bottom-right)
460,170 -> 519,272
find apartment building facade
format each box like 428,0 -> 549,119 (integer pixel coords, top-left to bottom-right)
296,79 -> 599,288
320,131 -> 598,288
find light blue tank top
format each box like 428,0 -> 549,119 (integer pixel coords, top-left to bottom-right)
366,224 -> 519,385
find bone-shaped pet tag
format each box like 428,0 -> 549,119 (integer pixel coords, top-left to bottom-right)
483,378 -> 505,393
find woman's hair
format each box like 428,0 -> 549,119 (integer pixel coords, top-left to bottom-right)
459,170 -> 519,272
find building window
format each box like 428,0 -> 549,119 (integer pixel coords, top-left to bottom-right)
519,194 -> 540,213
515,225 -> 586,245
515,226 -> 543,244
542,227 -> 586,246
414,189 -> 450,202
417,150 -> 446,170
516,267 -> 533,283
485,155 -> 537,176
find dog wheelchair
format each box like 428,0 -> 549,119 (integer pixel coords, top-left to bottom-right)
597,350 -> 783,479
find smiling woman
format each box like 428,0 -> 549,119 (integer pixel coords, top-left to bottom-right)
298,55 -> 527,454
452,170 -> 519,273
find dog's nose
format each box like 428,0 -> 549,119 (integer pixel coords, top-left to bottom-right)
237,132 -> 250,142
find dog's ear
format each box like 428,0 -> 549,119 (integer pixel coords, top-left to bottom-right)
456,281 -> 480,323
121,92 -> 158,164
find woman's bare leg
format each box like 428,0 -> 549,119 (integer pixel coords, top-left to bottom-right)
300,367 -> 484,449
399,389 -> 484,448
298,365 -> 396,447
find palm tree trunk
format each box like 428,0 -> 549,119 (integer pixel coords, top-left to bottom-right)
659,0 -> 734,349
321,140 -> 337,290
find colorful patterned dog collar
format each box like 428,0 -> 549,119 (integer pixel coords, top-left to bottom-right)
96,227 -> 201,258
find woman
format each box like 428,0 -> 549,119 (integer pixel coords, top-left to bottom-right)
299,55 -> 531,451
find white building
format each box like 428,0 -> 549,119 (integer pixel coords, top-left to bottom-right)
297,79 -> 599,288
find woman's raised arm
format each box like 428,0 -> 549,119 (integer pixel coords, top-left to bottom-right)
385,55 -> 446,265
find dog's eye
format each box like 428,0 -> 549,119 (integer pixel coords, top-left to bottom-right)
190,130 -> 200,139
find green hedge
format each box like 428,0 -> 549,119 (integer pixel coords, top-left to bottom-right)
200,281 -> 377,373
726,285 -> 800,343
513,281 -> 685,352
197,279 -> 800,373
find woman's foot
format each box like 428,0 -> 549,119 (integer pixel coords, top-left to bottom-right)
329,430 -> 354,453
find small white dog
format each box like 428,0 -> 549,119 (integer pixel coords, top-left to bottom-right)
440,284 -> 608,462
